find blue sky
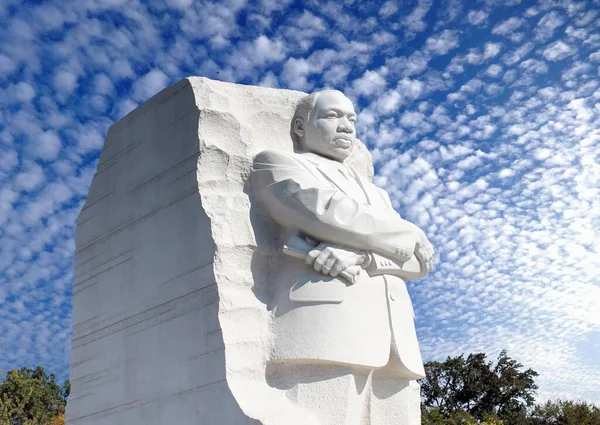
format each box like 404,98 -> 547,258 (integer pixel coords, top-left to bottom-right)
1,0 -> 599,405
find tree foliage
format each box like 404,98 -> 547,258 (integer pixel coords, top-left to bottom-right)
41,416 -> 63,425
421,351 -> 600,425
0,366 -> 69,425
422,406 -> 505,425
421,350 -> 538,424
529,399 -> 600,425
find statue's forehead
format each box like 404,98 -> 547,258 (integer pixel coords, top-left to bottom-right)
313,92 -> 355,112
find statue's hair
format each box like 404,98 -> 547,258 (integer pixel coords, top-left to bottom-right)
290,90 -> 342,144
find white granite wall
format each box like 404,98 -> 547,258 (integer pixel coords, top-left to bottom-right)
66,77 -> 373,424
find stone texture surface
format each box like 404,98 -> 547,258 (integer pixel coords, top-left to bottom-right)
66,77 -> 374,424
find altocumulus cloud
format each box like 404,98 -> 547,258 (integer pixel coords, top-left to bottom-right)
0,0 -> 599,405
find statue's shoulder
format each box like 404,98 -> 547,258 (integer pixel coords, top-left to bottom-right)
253,150 -> 313,171
254,149 -> 300,164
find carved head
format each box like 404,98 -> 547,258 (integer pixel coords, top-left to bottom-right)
292,90 -> 357,162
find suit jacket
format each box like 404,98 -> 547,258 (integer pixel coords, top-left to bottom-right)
251,149 -> 426,379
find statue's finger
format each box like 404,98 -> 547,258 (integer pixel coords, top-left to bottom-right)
313,250 -> 330,272
306,249 -> 321,265
329,260 -> 344,277
322,257 -> 336,275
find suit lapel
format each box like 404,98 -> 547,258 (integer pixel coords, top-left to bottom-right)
301,154 -> 380,206
349,168 -> 373,205
316,161 -> 355,196
353,173 -> 392,210
302,154 -> 354,196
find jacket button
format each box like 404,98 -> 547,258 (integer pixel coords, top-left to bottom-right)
390,291 -> 397,301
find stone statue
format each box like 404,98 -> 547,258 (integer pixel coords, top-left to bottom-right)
66,78 -> 434,425
251,90 -> 435,424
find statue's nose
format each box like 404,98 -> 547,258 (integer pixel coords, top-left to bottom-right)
337,118 -> 354,133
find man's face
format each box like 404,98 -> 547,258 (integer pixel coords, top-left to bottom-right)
300,91 -> 357,162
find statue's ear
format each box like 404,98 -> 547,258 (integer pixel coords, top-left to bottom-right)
293,117 -> 305,138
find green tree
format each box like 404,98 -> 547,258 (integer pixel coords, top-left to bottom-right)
422,406 -> 450,425
422,406 -> 505,425
0,366 -> 69,425
529,399 -> 600,425
421,350 -> 538,424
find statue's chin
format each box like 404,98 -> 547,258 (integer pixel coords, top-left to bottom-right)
301,140 -> 354,162
319,151 -> 349,162
329,146 -> 354,162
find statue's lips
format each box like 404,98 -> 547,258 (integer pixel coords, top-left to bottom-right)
333,137 -> 353,148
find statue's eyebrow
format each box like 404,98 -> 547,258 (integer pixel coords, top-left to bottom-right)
320,107 -> 357,117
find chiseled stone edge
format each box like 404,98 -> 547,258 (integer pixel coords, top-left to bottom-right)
186,77 -> 374,424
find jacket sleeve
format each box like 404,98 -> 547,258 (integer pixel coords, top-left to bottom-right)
251,150 -> 422,262
366,252 -> 425,280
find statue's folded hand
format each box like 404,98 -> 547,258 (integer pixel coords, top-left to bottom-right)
306,243 -> 367,278
414,241 -> 435,274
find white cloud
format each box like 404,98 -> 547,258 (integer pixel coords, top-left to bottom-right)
111,58 -> 135,80
226,35 -> 287,79
424,30 -> 460,56
280,10 -> 327,52
397,78 -> 424,99
403,0 -> 433,35
323,64 -> 350,86
543,40 -> 576,61
484,42 -> 502,59
28,131 -> 62,161
131,68 -> 169,102
485,64 -> 503,77
8,82 -> 36,103
498,168 -> 514,178
0,147 -> 19,172
280,48 -> 344,90
165,0 -> 193,9
455,154 -> 483,170
372,31 -> 397,47
32,3 -> 65,31
503,42 -> 533,65
400,111 -> 426,128
534,11 -> 566,42
492,17 -> 525,37
520,58 -> 549,74
379,1 -> 398,18
375,90 -> 403,115
281,57 -> 311,91
467,10 -> 489,26
387,52 -> 430,77
352,68 -> 388,97
259,71 -> 278,88
533,147 -> 553,161
93,73 -> 114,95
258,0 -> 293,14
114,99 -> 138,119
10,19 -> 35,40
14,162 -> 45,192
73,125 -> 104,153
0,54 -> 16,74
0,186 -> 18,226
243,35 -> 285,64
53,70 -> 78,97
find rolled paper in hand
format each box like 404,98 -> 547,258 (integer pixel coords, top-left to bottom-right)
282,234 -> 361,285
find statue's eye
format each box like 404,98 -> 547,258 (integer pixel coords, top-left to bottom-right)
325,111 -> 338,118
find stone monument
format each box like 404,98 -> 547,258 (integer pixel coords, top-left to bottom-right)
66,77 -> 434,425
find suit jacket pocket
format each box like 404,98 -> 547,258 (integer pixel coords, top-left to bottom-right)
289,275 -> 346,303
